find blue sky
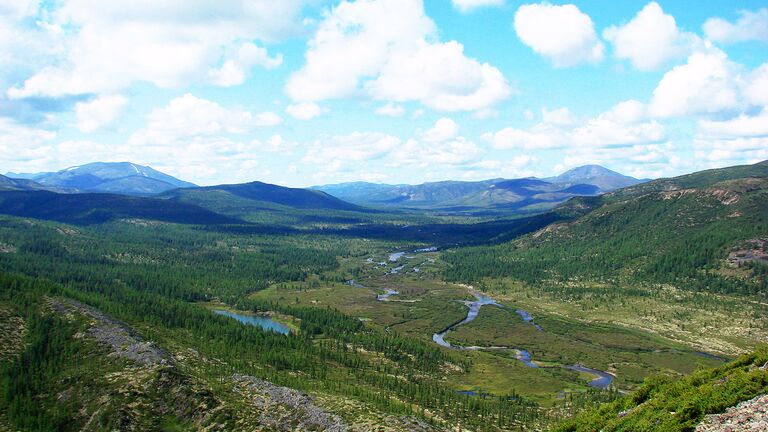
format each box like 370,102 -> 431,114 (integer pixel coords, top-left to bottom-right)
1,0 -> 766,186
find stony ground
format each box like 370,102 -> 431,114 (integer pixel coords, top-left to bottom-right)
233,374 -> 349,431
42,298 -> 444,431
0,307 -> 24,362
696,392 -> 768,431
51,298 -> 168,366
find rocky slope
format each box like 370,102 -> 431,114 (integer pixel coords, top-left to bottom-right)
2,297 -> 446,432
696,392 -> 768,432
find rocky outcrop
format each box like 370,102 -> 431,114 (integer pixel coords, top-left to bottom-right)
51,298 -> 167,366
233,374 -> 349,431
695,393 -> 768,432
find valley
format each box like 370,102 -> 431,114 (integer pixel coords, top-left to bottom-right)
249,244 -> 738,403
4,1 -> 768,430
0,161 -> 766,431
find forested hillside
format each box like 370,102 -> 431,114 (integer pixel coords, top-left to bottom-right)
0,162 -> 766,431
445,161 -> 768,296
0,218 -> 542,431
553,348 -> 768,431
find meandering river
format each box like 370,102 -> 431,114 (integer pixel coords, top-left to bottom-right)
430,291 -> 614,389
565,365 -> 615,389
360,250 -> 616,389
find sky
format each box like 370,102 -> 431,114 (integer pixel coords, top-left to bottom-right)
0,0 -> 767,187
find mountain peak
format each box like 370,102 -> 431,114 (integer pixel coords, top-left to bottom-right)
6,162 -> 196,195
555,164 -> 627,180
547,165 -> 643,192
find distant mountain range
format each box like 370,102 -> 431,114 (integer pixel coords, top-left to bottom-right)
160,181 -> 364,218
1,162 -> 645,223
313,165 -> 645,211
0,190 -> 238,225
6,162 -> 196,195
0,174 -> 53,192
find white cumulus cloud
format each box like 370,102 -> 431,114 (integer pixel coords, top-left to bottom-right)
128,93 -> 281,147
604,2 -> 697,71
208,42 -> 283,87
484,100 -> 664,151
285,0 -> 510,112
286,102 -> 324,120
703,8 -> 768,44
0,117 -> 58,172
374,103 -> 405,117
7,0 -> 301,98
420,118 -> 460,143
698,109 -> 768,138
649,47 -> 742,118
514,3 -> 604,67
303,132 -> 401,169
75,95 -> 128,133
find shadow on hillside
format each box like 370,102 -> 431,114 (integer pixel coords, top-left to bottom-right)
204,212 -> 564,247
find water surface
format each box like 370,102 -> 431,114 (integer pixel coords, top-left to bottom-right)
565,364 -> 614,389
214,310 -> 290,335
388,252 -> 406,262
377,289 -> 399,301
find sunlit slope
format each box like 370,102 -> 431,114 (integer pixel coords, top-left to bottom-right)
552,347 -> 768,432
445,161 -> 768,296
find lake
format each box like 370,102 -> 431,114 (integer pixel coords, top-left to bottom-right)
213,309 -> 290,335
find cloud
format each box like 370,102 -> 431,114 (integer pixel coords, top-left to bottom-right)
392,136 -> 481,167
744,63 -> 768,107
374,103 -> 405,117
513,3 -> 604,67
465,156 -> 537,178
128,93 -> 281,147
7,0 -> 301,98
208,42 -> 283,87
420,118 -> 460,142
604,2 -> 697,71
693,136 -> 768,167
285,0 -> 510,112
303,132 -> 401,171
0,117 -> 57,171
75,95 -> 128,133
451,0 -> 504,13
365,40 -> 510,111
602,99 -> 647,123
572,109 -> 664,148
697,109 -> 768,138
649,47 -> 742,118
258,134 -> 298,155
541,107 -> 577,126
286,102 -> 324,120
483,124 -> 566,150
111,95 -> 283,184
300,117 -> 482,180
0,0 -> 38,18
556,142 -> 681,179
483,100 -> 664,150
29,131 -> 287,187
703,8 -> 768,44
0,3 -> 64,91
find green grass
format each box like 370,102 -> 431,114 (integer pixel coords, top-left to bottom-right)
553,347 -> 768,432
445,304 -> 723,389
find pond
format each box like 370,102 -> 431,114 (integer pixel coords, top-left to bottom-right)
213,309 -> 291,335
